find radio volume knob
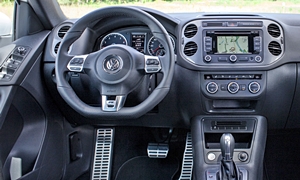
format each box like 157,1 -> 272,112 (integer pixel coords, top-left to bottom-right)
229,55 -> 237,63
204,55 -> 212,62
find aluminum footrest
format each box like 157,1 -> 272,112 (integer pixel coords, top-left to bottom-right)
179,132 -> 193,180
92,128 -> 114,180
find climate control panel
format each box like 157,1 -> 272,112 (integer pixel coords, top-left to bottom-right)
201,72 -> 265,98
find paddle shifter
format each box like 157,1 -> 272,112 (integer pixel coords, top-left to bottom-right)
219,133 -> 241,180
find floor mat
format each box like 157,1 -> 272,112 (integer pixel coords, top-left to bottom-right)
115,156 -> 179,180
264,129 -> 300,180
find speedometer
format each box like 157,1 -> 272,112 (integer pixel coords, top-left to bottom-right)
147,35 -> 175,56
100,33 -> 127,49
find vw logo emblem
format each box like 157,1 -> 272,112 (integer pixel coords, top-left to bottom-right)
103,55 -> 123,74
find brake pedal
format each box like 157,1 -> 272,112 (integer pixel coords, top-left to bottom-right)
179,132 -> 193,180
147,143 -> 169,158
92,128 -> 114,180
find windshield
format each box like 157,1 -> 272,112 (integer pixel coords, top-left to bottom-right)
58,0 -> 300,18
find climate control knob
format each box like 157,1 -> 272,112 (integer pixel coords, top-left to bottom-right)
228,82 -> 239,94
206,82 -> 218,94
229,55 -> 237,63
249,82 -> 261,94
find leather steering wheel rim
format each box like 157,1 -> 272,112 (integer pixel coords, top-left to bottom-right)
55,6 -> 175,120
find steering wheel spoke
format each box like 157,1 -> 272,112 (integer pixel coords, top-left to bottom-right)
102,95 -> 126,112
144,55 -> 162,73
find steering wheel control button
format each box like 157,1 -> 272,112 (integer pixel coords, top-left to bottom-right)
144,55 -> 161,73
103,55 -> 123,74
206,82 -> 218,94
228,82 -> 239,94
204,55 -> 212,62
229,55 -> 237,63
207,153 -> 216,161
255,55 -> 262,62
146,59 -> 159,65
238,152 -> 249,162
67,55 -> 88,72
249,81 -> 261,94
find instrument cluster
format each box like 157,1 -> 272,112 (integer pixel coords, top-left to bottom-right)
98,27 -> 176,56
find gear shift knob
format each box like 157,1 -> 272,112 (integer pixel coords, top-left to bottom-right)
220,133 -> 235,161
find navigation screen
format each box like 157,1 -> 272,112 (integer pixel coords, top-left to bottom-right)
131,33 -> 146,53
217,36 -> 249,54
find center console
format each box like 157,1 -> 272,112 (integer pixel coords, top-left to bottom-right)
191,116 -> 267,180
180,18 -> 278,180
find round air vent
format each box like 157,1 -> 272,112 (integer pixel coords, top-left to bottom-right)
267,24 -> 281,38
268,41 -> 282,56
184,24 -> 198,38
54,42 -> 61,54
58,25 -> 71,39
184,41 -> 198,56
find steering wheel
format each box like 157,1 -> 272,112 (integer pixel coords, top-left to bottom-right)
55,6 -> 175,119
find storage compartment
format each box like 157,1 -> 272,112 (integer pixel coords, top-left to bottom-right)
204,133 -> 253,149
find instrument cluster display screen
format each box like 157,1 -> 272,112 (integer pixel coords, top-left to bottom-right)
131,33 -> 146,53
217,36 -> 249,54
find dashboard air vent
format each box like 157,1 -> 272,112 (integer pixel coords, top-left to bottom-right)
58,25 -> 71,39
184,24 -> 198,38
267,24 -> 281,38
184,41 -> 198,56
54,42 -> 61,54
268,41 -> 282,56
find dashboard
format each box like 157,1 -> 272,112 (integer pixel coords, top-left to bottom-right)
41,8 -> 300,129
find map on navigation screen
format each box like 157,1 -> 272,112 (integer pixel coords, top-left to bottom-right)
217,36 -> 249,54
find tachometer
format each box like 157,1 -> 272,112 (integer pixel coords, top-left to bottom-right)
100,33 -> 127,49
147,35 -> 175,56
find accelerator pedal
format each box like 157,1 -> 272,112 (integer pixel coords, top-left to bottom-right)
92,128 -> 114,180
147,143 -> 169,158
179,132 -> 193,180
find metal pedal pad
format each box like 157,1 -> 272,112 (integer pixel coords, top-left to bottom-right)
147,143 -> 169,158
179,132 -> 193,180
92,128 -> 114,180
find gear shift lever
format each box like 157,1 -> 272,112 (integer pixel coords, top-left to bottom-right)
220,133 -> 235,161
219,133 -> 240,180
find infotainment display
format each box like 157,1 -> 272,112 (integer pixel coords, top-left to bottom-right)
217,36 -> 249,54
